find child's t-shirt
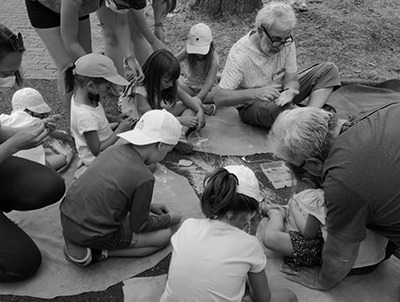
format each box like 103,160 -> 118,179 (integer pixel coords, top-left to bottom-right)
183,51 -> 220,90
0,111 -> 46,165
287,189 -> 388,269
70,95 -> 113,166
160,218 -> 266,302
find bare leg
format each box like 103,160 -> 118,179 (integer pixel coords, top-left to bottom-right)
307,87 -> 334,108
34,19 -> 92,115
128,11 -> 152,65
97,7 -> 124,75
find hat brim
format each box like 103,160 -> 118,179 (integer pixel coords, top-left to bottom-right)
117,130 -> 157,146
186,43 -> 210,55
28,103 -> 51,114
104,74 -> 130,86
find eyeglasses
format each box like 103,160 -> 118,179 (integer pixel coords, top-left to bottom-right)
0,32 -> 24,51
261,26 -> 293,47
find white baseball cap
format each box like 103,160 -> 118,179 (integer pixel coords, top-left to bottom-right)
224,165 -> 263,202
74,53 -> 129,86
117,109 -> 182,146
11,87 -> 51,114
186,23 -> 213,55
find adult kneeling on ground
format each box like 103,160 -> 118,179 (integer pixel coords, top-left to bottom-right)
0,23 -> 65,282
267,105 -> 400,290
214,1 -> 341,129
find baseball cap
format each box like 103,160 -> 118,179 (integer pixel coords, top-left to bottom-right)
117,109 -> 182,146
11,87 -> 51,114
224,165 -> 263,202
186,23 -> 212,55
74,53 -> 129,86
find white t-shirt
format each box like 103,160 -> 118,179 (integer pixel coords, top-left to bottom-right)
160,218 -> 266,302
0,111 -> 46,165
219,30 -> 297,91
287,189 -> 388,268
70,95 -> 113,166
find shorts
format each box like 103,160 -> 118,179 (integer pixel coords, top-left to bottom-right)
88,219 -> 139,250
283,230 -> 324,268
25,0 -> 89,29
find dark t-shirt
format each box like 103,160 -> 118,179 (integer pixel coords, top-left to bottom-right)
323,102 -> 400,246
60,144 -> 170,245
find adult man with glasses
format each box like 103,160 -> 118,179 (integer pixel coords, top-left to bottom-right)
214,1 -> 341,129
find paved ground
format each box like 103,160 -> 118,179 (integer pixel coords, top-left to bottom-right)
0,0 -> 104,80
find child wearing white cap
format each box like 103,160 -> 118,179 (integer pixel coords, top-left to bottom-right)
160,165 -> 297,302
60,109 -> 183,267
176,23 -> 219,116
64,53 -> 136,167
0,87 -> 73,171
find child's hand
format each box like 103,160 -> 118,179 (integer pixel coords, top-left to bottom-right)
169,214 -> 182,227
150,203 -> 169,215
42,115 -> 61,133
115,118 -> 132,133
180,116 -> 198,128
275,88 -> 299,107
195,108 -> 205,131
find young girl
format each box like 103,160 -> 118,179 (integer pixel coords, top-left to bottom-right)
118,49 -> 205,154
176,23 -> 219,115
160,165 -> 297,302
65,53 -> 135,167
260,177 -> 388,275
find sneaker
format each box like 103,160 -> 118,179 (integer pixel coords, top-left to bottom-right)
174,134 -> 194,154
64,239 -> 92,267
202,104 -> 217,116
91,249 -> 108,264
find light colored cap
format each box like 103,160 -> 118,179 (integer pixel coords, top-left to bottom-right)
186,23 -> 212,55
224,165 -> 263,202
11,87 -> 51,114
117,109 -> 182,146
74,53 -> 129,86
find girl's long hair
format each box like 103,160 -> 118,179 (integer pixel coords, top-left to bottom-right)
141,49 -> 181,109
201,167 -> 259,219
187,42 -> 215,76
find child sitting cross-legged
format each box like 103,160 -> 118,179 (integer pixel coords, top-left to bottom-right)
160,165 -> 297,302
60,109 -> 183,266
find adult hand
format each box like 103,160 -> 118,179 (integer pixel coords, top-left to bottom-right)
180,116 -> 198,128
169,214 -> 182,227
150,203 -> 169,215
275,88 -> 299,107
254,86 -> 281,102
11,123 -> 50,151
125,57 -> 144,82
280,264 -> 324,290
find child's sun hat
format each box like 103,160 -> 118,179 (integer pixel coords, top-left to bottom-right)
224,165 -> 263,202
186,23 -> 212,55
74,53 -> 129,86
11,87 -> 51,114
117,109 -> 182,146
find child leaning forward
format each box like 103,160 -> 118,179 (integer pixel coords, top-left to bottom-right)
60,109 -> 182,266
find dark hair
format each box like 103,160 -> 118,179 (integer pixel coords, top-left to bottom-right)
187,42 -> 215,76
201,167 -> 259,219
64,63 -> 108,94
0,23 -> 25,87
141,49 -> 181,109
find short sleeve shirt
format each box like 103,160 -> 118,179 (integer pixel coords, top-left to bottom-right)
219,31 -> 297,91
160,218 -> 266,302
70,95 -> 113,166
322,102 -> 400,246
